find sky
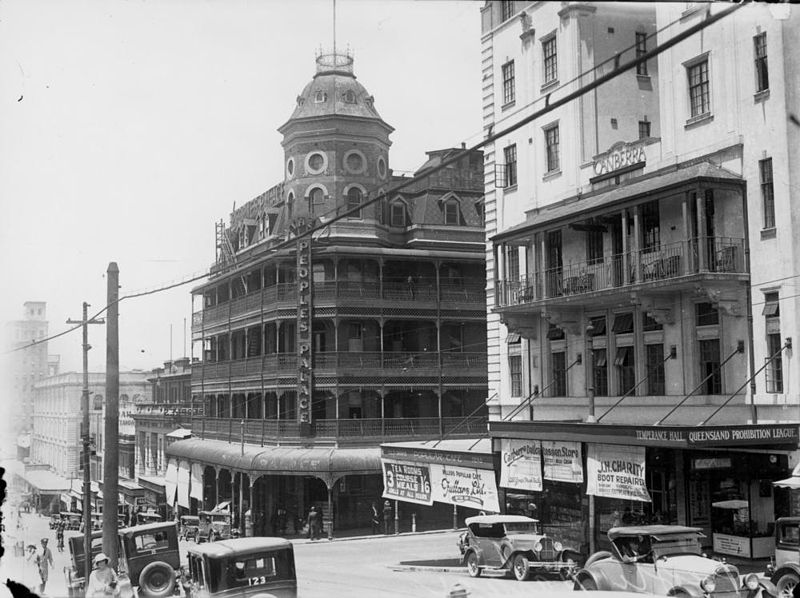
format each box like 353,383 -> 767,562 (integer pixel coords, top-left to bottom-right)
0,0 -> 484,374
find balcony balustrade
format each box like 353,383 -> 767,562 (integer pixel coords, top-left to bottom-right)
194,281 -> 485,328
497,236 -> 745,307
193,351 -> 487,382
194,415 -> 488,444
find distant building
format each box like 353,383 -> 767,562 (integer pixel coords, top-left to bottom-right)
2,301 -> 53,436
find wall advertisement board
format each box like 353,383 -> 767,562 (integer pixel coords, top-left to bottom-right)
500,439 -> 542,491
381,460 -> 433,505
587,444 -> 651,502
543,440 -> 583,483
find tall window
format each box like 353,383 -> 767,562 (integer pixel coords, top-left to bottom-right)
346,187 -> 363,218
506,247 -> 520,281
687,59 -> 710,118
501,0 -> 514,22
545,125 -> 560,173
695,302 -> 719,327
760,158 -> 775,229
642,201 -> 660,251
551,351 -> 567,396
699,339 -> 722,394
587,230 -> 603,264
444,200 -> 460,225
504,144 -> 517,187
646,344 -> 665,395
543,37 -> 558,84
764,292 -> 782,393
754,32 -> 769,93
615,346 -> 635,395
509,355 -> 522,397
502,61 -> 516,105
635,32 -> 648,76
593,348 -> 608,397
638,119 -> 651,139
390,201 -> 406,227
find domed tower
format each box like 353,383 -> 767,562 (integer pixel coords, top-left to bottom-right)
278,50 -> 394,228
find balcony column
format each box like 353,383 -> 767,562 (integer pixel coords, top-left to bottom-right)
632,205 -> 642,283
621,211 -> 630,284
492,244 -> 500,306
497,244 -> 505,303
682,197 -> 692,274
378,258 -> 384,300
696,187 -> 708,271
539,235 -> 547,297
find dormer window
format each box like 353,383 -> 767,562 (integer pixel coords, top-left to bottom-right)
343,90 -> 356,104
314,91 -> 327,103
444,199 -> 460,225
390,201 -> 407,227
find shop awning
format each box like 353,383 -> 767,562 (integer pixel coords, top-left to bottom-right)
167,437 -> 381,486
773,462 -> 800,489
381,438 -> 496,470
22,469 -> 70,492
712,499 -> 749,510
493,162 -> 743,242
166,427 -> 192,439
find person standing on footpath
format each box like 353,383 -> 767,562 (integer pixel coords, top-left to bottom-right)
37,537 -> 54,595
85,553 -> 121,598
383,500 -> 393,535
370,502 -> 380,534
306,506 -> 320,541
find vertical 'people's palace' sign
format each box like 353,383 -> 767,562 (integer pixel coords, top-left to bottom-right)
292,217 -> 313,433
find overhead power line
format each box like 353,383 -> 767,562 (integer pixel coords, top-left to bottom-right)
4,2 -> 744,356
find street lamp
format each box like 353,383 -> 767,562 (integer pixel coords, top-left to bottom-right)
585,324 -> 596,423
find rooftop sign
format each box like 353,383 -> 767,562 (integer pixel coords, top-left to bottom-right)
593,141 -> 646,177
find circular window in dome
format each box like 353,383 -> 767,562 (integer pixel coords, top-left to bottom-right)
377,156 -> 388,179
344,150 -> 366,174
286,157 -> 295,178
305,151 -> 327,175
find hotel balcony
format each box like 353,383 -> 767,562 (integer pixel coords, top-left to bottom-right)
497,236 -> 746,310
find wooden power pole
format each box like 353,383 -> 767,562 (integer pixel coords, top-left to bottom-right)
103,262 -> 120,566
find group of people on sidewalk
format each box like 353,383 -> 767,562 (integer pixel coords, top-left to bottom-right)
24,538 -> 53,595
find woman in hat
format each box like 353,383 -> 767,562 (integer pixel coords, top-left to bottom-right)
85,553 -> 121,598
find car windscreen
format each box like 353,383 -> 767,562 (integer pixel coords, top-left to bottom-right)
504,522 -> 540,534
207,549 -> 296,592
133,531 -> 171,553
652,536 -> 703,556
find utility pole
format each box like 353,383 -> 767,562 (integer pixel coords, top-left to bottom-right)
104,262 -> 120,567
67,303 -> 104,583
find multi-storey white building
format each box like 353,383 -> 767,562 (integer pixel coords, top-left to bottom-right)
480,0 -> 799,558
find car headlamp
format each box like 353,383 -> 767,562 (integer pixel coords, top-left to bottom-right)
744,574 -> 759,591
554,541 -> 563,552
534,542 -> 543,552
701,576 -> 717,593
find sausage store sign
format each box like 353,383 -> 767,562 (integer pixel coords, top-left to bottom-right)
381,460 -> 433,506
587,444 -> 651,502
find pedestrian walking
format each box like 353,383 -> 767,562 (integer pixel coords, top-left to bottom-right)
382,500 -> 393,535
37,537 -> 54,594
306,506 -> 321,541
85,553 -> 121,598
370,502 -> 380,534
56,521 -> 65,552
24,544 -> 39,591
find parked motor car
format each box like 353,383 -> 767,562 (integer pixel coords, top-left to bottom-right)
180,515 -> 201,541
198,509 -> 239,543
65,521 -> 182,598
460,514 -> 581,582
49,513 -> 61,529
766,516 -> 800,598
136,509 -> 164,526
573,525 -> 776,598
118,521 -> 182,597
181,537 -> 297,598
63,511 -> 83,530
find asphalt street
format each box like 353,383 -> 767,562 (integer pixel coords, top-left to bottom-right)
0,511 -> 570,598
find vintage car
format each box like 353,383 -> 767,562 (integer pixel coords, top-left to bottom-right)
63,511 -> 83,530
66,522 -> 182,598
182,537 -> 297,598
573,525 -> 776,598
766,517 -> 800,598
117,521 -> 182,597
460,514 -> 581,581
180,515 -> 201,541
198,509 -> 239,543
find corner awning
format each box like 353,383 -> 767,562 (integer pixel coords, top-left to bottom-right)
22,469 -> 70,492
166,438 -> 381,486
493,161 -> 744,242
166,427 -> 192,439
773,462 -> 800,489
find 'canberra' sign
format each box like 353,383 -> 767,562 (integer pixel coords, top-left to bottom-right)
587,444 -> 651,502
500,439 -> 542,491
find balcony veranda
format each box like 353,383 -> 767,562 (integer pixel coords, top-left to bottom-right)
497,236 -> 747,308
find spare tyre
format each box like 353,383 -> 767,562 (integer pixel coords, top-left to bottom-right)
138,561 -> 176,598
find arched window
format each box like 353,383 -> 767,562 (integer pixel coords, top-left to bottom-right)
309,187 -> 325,205
390,201 -> 407,227
346,187 -> 363,218
314,91 -> 327,103
444,199 -> 460,225
93,395 -> 104,411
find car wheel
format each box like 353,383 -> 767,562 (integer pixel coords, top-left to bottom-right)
512,554 -> 531,582
466,552 -> 481,578
138,561 -> 176,598
776,572 -> 800,598
574,575 -> 598,591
